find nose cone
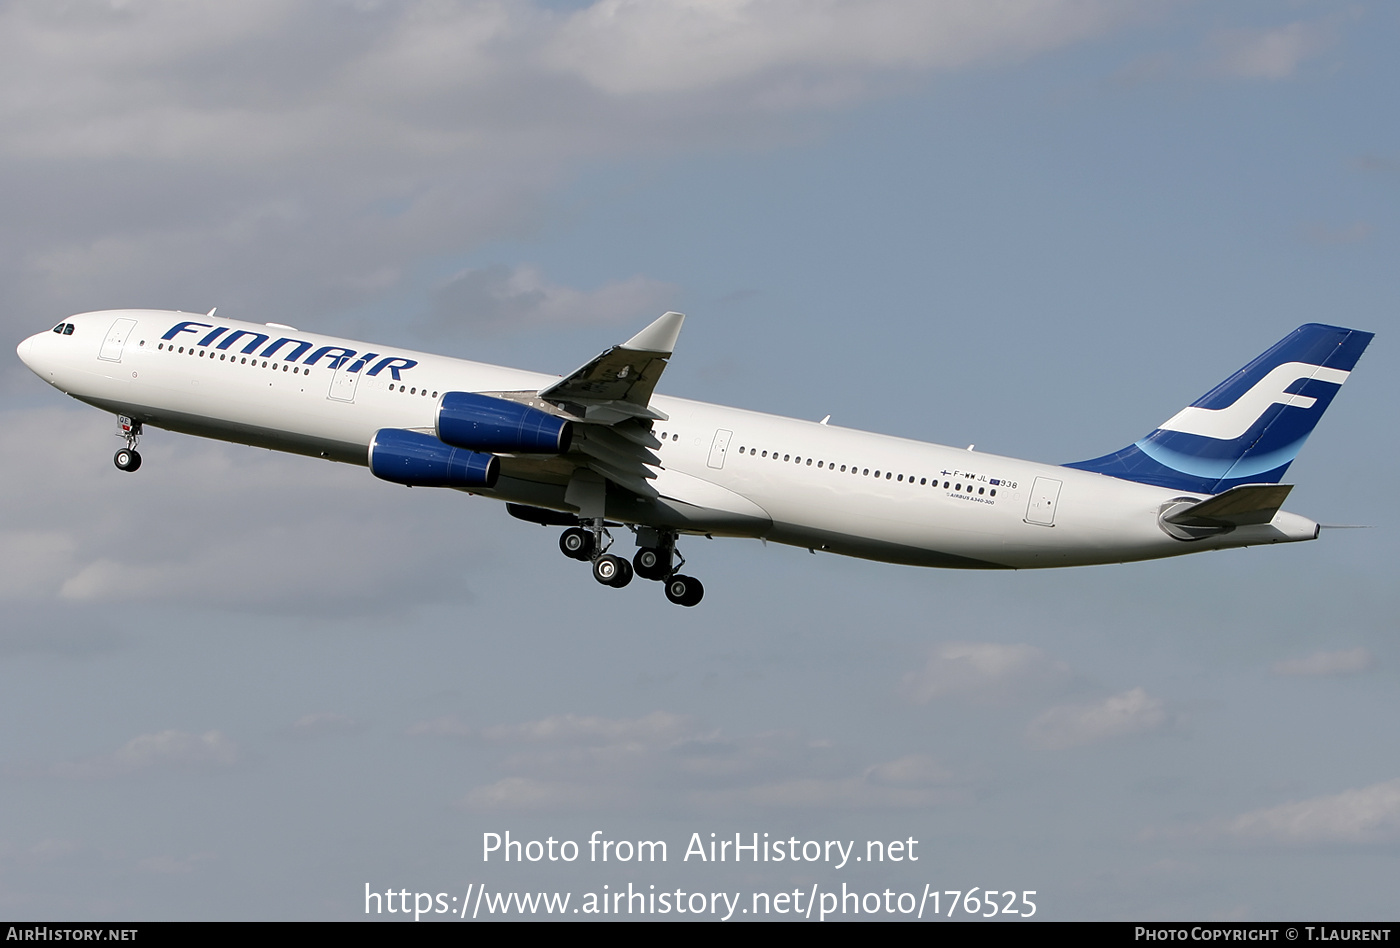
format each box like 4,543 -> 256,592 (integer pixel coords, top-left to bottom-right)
17,333 -> 37,369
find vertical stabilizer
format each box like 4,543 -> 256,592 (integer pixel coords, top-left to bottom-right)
1065,323 -> 1372,494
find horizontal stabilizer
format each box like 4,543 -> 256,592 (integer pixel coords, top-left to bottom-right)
1161,484 -> 1293,528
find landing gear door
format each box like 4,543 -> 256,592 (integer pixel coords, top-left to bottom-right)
707,429 -> 733,470
1024,476 -> 1062,526
98,318 -> 138,363
327,365 -> 360,403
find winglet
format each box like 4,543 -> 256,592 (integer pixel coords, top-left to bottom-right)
537,312 -> 686,418
623,312 -> 684,353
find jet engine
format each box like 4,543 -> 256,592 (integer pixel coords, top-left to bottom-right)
436,392 -> 572,454
368,428 -> 499,489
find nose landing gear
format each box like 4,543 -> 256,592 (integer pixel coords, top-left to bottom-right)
113,416 -> 143,472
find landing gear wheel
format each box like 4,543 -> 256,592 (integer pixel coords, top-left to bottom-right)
593,554 -> 633,588
114,448 -> 142,472
633,546 -> 671,581
559,527 -> 594,561
664,574 -> 703,607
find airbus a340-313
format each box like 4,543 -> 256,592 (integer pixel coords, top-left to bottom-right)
17,311 -> 1372,606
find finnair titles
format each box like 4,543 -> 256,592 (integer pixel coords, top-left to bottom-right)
17,310 -> 1373,606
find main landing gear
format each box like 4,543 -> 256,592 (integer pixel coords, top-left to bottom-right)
113,416 -> 143,472
558,523 -> 704,606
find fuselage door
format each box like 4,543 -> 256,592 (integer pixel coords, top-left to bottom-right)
707,429 -> 733,470
327,365 -> 360,403
98,318 -> 138,363
1024,476 -> 1063,526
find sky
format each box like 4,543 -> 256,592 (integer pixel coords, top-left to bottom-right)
2,0 -> 1398,922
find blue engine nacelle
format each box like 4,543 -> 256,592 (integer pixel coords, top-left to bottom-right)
369,428 -> 499,489
436,392 -> 572,454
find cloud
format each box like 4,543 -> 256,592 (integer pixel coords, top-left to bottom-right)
39,730 -> 240,779
1302,222 -> 1373,246
1351,154 -> 1400,176
1026,687 -> 1168,750
698,752 -> 966,810
899,642 -> 1072,705
419,709 -> 968,813
286,712 -> 366,738
479,710 -> 695,744
1207,21 -> 1335,80
406,715 -> 476,739
0,406 -> 512,615
1222,779 -> 1400,846
427,265 -> 677,336
543,0 -> 1133,98
1271,648 -> 1374,677
136,853 -> 216,875
0,0 -> 1138,335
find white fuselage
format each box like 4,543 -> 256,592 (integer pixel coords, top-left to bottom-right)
17,310 -> 1319,570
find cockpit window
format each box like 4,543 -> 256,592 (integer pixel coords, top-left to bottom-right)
52,323 -> 75,335
52,324 -> 64,333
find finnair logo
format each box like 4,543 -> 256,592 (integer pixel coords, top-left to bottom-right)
1158,362 -> 1350,441
160,320 -> 418,380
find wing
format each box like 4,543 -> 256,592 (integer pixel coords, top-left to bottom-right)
544,312 -> 683,498
485,312 -> 684,502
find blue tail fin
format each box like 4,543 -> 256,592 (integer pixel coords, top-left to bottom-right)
1065,323 -> 1373,494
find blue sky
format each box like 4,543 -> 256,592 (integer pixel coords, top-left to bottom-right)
2,0 -> 1397,921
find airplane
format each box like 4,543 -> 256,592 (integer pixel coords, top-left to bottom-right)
16,310 -> 1372,606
